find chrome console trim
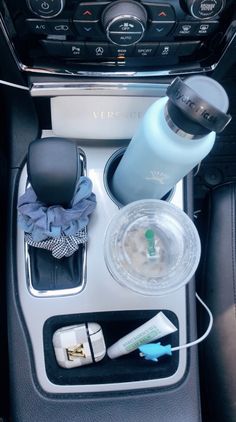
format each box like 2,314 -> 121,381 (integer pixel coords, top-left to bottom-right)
30,81 -> 169,97
22,62 -> 216,78
1,9 -> 236,79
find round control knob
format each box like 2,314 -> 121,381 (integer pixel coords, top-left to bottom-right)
186,0 -> 225,19
102,0 -> 147,46
27,0 -> 65,18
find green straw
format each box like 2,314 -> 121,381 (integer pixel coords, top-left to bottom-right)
145,229 -> 157,258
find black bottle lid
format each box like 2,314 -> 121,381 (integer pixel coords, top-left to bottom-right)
166,76 -> 231,137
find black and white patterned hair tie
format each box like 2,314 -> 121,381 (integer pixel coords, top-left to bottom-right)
25,230 -> 87,259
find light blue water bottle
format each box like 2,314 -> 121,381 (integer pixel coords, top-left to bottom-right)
111,76 -> 231,205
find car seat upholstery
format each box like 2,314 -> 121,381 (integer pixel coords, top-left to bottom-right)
200,182 -> 236,422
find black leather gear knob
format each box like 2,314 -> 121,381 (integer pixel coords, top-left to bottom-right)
27,137 -> 80,206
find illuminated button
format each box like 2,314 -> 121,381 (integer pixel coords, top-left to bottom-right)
142,3 -> 175,21
109,44 -> 134,58
74,2 -> 110,20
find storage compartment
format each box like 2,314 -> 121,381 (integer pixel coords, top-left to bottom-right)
43,310 -> 179,386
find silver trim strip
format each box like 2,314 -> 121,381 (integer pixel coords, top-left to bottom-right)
30,81 -> 169,96
0,9 -> 235,78
23,62 -> 216,78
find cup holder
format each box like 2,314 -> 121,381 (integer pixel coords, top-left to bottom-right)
104,147 -> 174,207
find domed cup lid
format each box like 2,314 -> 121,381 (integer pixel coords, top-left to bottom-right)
104,199 -> 201,296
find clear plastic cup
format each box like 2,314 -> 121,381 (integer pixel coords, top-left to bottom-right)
104,200 -> 201,296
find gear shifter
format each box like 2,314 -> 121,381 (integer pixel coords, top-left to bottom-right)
17,137 -> 97,293
27,137 -> 81,206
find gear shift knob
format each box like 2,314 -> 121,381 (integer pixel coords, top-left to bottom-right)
27,138 -> 80,206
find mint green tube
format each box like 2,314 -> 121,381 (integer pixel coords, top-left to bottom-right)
107,312 -> 177,359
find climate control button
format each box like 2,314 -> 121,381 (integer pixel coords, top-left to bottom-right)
102,0 -> 147,46
108,17 -> 144,32
174,21 -> 218,36
27,0 -> 65,18
49,20 -> 73,35
73,20 -> 105,38
145,21 -> 175,38
108,32 -> 143,45
26,19 -> 51,34
195,21 -> 218,35
74,2 -> 110,21
174,22 -> 198,36
142,3 -> 175,21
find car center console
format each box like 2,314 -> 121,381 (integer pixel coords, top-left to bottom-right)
0,0 -> 236,77
1,2 -> 234,422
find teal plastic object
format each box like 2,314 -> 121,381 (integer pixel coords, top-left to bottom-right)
139,343 -> 172,362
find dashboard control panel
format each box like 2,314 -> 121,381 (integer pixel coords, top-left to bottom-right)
0,0 -> 235,76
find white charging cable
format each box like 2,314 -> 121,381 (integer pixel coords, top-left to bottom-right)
0,79 -> 29,91
139,292 -> 213,362
171,292 -> 213,352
